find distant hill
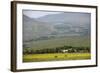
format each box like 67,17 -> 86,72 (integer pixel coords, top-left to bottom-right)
37,12 -> 91,36
23,12 -> 91,49
37,12 -> 91,25
23,12 -> 91,41
23,15 -> 56,42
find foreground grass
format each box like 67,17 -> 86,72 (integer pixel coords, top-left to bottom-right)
23,53 -> 91,62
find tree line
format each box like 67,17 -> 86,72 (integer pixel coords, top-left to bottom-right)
23,45 -> 90,54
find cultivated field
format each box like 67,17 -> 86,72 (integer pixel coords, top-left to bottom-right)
23,53 -> 91,62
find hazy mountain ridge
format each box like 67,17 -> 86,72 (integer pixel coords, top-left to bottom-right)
37,12 -> 91,25
38,12 -> 90,36
23,12 -> 90,43
23,15 -> 56,42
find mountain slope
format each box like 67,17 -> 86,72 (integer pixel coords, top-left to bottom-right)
23,12 -> 91,49
23,15 -> 56,42
38,12 -> 91,36
38,12 -> 91,26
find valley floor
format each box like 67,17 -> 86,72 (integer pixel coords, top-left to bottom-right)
23,53 -> 91,62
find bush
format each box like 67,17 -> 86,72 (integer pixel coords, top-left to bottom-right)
23,46 -> 90,54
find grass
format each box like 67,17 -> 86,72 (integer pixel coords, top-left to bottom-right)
26,36 -> 90,50
23,36 -> 91,62
23,53 -> 91,62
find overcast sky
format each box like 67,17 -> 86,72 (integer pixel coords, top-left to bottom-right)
23,10 -> 62,18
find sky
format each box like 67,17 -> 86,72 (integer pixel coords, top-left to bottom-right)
23,10 -> 62,18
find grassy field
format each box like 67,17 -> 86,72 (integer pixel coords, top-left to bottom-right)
25,36 -> 90,50
23,53 -> 91,62
23,36 -> 90,62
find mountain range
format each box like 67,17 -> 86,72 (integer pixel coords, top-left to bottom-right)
23,12 -> 91,42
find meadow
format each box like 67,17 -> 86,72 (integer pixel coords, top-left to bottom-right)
23,36 -> 91,62
24,36 -> 90,50
23,53 -> 91,62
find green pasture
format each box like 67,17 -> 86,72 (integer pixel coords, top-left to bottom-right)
23,53 -> 91,62
25,36 -> 90,50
